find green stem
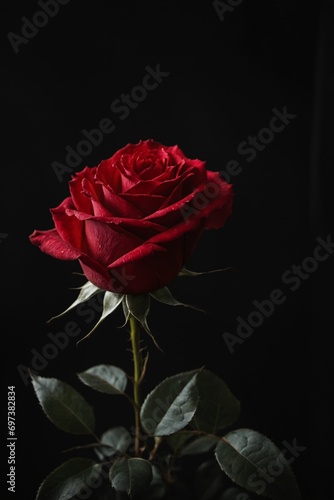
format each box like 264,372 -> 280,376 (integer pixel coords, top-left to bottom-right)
129,314 -> 142,456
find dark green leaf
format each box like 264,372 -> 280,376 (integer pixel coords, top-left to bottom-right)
77,365 -> 128,394
31,373 -> 95,434
95,426 -> 132,459
215,428 -> 302,500
36,458 -> 102,500
140,371 -> 199,436
191,369 -> 240,433
110,457 -> 153,497
101,426 -> 132,453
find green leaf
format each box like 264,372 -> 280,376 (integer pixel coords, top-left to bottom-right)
191,370 -> 241,433
215,428 -> 302,500
101,426 -> 132,452
179,435 -> 218,456
31,373 -> 95,435
110,457 -> 153,497
36,458 -> 103,500
140,371 -> 199,436
95,426 -> 132,459
77,364 -> 128,395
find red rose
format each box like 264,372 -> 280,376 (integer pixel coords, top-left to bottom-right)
30,139 -> 233,294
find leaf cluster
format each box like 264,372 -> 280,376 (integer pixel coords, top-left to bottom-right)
30,367 -> 302,500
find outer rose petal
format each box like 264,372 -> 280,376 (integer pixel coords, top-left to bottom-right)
82,219 -> 142,267
69,166 -> 97,213
29,229 -> 82,260
106,210 -> 205,270
81,232 -> 202,294
51,198 -> 87,252
79,254 -> 119,291
201,172 -> 234,229
64,209 -> 166,240
79,243 -> 167,293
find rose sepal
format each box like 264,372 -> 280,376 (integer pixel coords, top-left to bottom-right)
47,278 -> 209,347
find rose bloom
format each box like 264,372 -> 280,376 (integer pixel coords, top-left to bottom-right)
30,140 -> 233,294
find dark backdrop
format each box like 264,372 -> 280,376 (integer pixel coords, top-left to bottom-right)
1,1 -> 333,499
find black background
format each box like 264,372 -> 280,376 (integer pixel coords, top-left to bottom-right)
1,1 -> 333,499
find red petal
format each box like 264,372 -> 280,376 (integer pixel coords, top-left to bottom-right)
69,166 -> 96,213
29,229 -> 82,260
99,184 -> 143,218
107,242 -> 166,269
143,189 -> 201,226
201,173 -> 234,229
79,256 -> 117,291
51,198 -> 86,251
96,160 -> 122,191
120,193 -> 165,215
82,219 -> 142,267
63,209 -> 165,239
